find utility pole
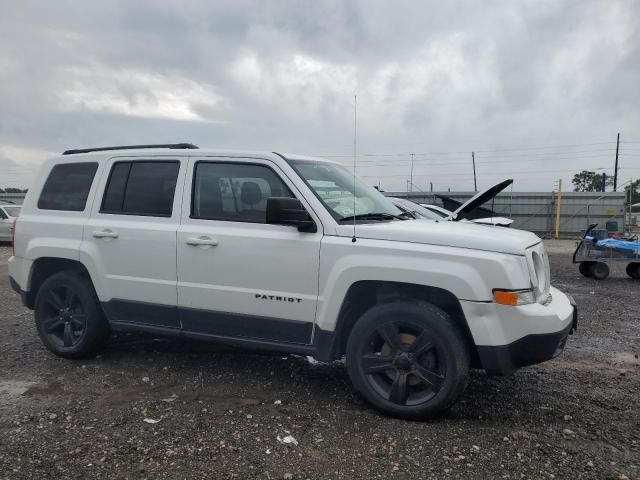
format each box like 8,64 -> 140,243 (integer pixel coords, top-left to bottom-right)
472,152 -> 477,192
555,179 -> 563,239
614,132 -> 620,191
409,153 -> 415,193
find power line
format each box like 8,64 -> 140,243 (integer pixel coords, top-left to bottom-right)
316,147 -> 616,160
336,153 -> 618,168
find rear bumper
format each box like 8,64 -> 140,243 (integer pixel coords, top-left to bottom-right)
9,275 -> 28,307
467,290 -> 577,376
7,255 -> 32,308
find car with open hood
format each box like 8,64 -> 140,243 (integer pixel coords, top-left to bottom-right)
8,144 -> 576,420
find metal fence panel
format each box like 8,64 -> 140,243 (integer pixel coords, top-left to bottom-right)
385,191 -> 626,238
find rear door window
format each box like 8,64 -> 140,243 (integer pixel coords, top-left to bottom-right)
37,162 -> 99,211
101,161 -> 180,217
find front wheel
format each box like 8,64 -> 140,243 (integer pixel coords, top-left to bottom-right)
346,301 -> 470,420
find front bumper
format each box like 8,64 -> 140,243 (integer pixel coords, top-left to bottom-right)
462,288 -> 577,376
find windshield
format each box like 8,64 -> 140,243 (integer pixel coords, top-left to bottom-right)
393,198 -> 442,221
3,206 -> 21,217
290,159 -> 404,221
423,205 -> 450,219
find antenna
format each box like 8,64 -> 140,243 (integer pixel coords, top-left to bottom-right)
352,95 -> 357,243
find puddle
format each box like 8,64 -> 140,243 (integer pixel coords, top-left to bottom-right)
23,383 -> 64,396
613,352 -> 640,366
0,380 -> 65,405
0,380 -> 35,397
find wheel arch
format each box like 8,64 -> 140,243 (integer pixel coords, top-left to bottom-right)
25,257 -> 94,309
315,280 -> 480,366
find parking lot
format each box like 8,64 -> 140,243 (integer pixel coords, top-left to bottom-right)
0,243 -> 638,480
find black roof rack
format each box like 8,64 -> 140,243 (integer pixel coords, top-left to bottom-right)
62,143 -> 199,155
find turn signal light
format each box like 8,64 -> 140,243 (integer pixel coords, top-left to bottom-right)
493,289 -> 535,306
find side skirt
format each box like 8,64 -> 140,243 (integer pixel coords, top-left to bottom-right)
103,299 -> 337,360
109,321 -> 319,357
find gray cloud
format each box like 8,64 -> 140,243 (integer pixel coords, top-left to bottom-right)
1,0 -> 639,191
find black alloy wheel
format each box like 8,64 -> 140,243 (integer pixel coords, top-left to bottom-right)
40,285 -> 87,348
34,271 -> 110,358
346,301 -> 470,420
359,322 -> 445,406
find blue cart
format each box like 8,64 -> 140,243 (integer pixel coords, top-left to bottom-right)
573,224 -> 640,280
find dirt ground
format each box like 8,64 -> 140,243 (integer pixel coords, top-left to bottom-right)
0,242 -> 638,480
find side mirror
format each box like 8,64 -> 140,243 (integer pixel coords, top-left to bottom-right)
266,197 -> 317,233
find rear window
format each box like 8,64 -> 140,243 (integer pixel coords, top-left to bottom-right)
37,162 -> 98,211
101,161 -> 179,217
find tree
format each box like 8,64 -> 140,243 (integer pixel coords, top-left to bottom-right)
0,188 -> 4,193
624,179 -> 640,206
571,170 -> 613,192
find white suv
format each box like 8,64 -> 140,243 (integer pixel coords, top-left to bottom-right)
8,143 -> 577,419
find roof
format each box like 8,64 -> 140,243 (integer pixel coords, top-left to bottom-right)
52,147 -> 340,165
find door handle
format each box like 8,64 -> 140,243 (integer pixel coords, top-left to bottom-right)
93,229 -> 119,239
186,236 -> 219,246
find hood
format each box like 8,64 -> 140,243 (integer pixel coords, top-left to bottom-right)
335,218 -> 539,255
448,179 -> 513,221
472,217 -> 514,227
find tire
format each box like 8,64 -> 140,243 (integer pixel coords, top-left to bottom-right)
346,301 -> 470,420
578,262 -> 594,277
589,262 -> 609,280
626,263 -> 640,279
34,271 -> 110,359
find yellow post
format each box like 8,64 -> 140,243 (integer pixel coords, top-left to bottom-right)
555,179 -> 562,239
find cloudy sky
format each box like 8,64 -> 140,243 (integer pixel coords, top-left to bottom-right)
1,0 -> 639,191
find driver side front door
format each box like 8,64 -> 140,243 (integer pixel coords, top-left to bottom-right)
176,158 -> 322,344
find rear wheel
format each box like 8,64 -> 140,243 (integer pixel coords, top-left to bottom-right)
346,301 -> 470,420
626,263 -> 640,279
579,262 -> 594,277
590,262 -> 610,280
34,271 -> 110,359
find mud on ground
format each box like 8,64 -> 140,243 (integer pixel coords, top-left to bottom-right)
0,244 -> 638,479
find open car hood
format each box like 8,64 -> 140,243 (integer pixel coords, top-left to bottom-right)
448,179 -> 513,221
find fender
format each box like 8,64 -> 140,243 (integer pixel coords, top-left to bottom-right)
316,236 -> 531,334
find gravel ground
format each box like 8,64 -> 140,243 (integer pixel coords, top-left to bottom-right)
0,243 -> 638,480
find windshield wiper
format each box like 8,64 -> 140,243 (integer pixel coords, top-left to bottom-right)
339,212 -> 402,223
397,211 -> 416,220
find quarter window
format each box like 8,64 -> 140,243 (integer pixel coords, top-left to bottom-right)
192,163 -> 294,223
101,161 -> 179,217
38,162 -> 99,211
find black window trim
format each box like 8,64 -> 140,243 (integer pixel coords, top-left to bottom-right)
99,159 -> 180,218
189,160 -> 298,225
36,161 -> 99,212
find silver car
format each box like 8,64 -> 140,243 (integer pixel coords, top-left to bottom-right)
0,204 -> 21,241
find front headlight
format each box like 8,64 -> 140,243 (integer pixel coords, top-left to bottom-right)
493,288 -> 536,306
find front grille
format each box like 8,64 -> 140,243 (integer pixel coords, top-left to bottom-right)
527,243 -> 551,304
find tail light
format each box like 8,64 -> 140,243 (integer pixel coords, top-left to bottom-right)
11,219 -> 16,256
